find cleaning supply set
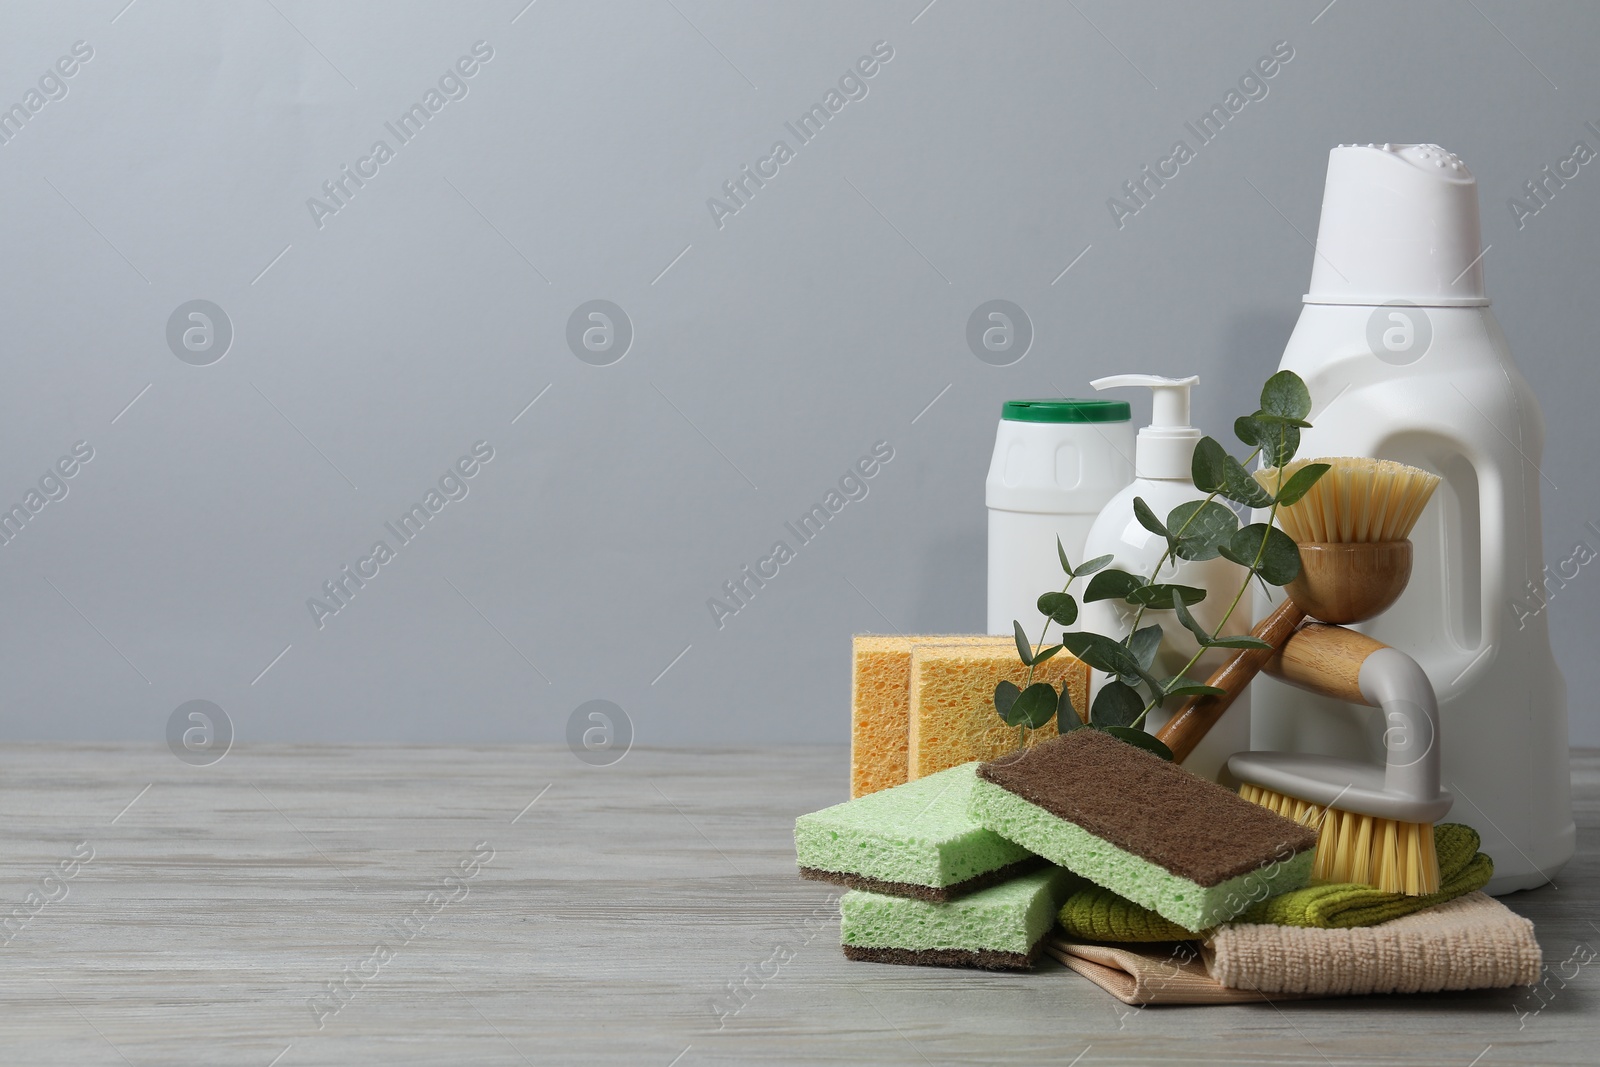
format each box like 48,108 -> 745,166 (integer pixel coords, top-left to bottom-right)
790,142 -> 1559,1003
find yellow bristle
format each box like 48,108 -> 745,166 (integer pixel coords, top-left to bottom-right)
1238,783 -> 1441,896
1256,457 -> 1441,544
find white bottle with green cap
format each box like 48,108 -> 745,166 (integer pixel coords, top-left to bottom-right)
1079,374 -> 1248,780
979,398 -> 1132,633
986,399 -> 1135,637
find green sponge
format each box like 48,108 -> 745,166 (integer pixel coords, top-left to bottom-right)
840,866 -> 1078,970
796,763 -> 1039,901
969,730 -> 1318,933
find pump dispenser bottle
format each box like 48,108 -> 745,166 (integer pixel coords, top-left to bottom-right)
1079,375 -> 1247,781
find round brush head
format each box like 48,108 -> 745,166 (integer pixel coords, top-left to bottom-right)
1258,457 -> 1441,623
1257,457 -> 1442,544
1289,541 -> 1412,623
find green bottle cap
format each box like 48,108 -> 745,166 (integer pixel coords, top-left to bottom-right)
1001,399 -> 1132,424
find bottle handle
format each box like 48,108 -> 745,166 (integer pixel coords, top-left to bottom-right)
1469,450 -> 1506,686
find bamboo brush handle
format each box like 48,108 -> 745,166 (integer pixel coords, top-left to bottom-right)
1263,622 -> 1389,705
1156,599 -> 1306,763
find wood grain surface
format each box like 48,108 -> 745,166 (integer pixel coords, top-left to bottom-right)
1266,622 -> 1390,704
0,743 -> 1594,1066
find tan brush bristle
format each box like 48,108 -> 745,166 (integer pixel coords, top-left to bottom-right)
1256,457 -> 1441,544
1238,783 -> 1441,895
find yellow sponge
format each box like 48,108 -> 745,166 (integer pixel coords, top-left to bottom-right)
907,644 -> 1089,781
851,635 -> 1012,798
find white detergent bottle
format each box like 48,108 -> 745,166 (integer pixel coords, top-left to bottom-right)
986,399 -> 1135,636
1250,143 -> 1574,894
1079,375 -> 1247,781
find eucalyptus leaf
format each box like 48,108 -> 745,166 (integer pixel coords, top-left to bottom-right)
1191,436 -> 1229,493
1036,592 -> 1078,626
1032,644 -> 1063,666
1172,596 -> 1212,645
1260,370 -> 1312,420
1126,583 -> 1208,609
1251,412 -> 1313,429
1217,539 -> 1255,568
1104,726 -> 1176,761
1261,420 -> 1301,467
1084,568 -> 1144,603
1203,633 -> 1275,650
1012,619 -> 1034,666
1274,462 -> 1332,507
1259,525 -> 1303,585
1127,623 -> 1164,671
1229,523 -> 1301,585
1090,681 -> 1143,728
1234,415 -> 1262,447
1172,596 -> 1275,649
1223,523 -> 1302,585
1219,455 -> 1275,508
1057,535 -> 1073,575
1168,499 -> 1239,561
1133,496 -> 1169,539
1006,682 -> 1060,729
1161,676 -> 1228,699
1061,631 -> 1143,680
1058,684 -> 1084,730
1131,664 -> 1168,701
993,679 -> 1021,723
1073,553 -> 1114,577
1224,523 -> 1269,567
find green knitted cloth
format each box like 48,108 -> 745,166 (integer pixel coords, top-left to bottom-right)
1056,824 -> 1492,941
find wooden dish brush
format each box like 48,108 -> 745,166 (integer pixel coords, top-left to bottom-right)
1155,456 -> 1449,895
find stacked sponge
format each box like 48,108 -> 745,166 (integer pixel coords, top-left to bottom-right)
796,762 -> 1078,969
841,867 -> 1078,971
797,762 -> 1040,901
816,658 -> 1319,971
851,634 -> 1088,798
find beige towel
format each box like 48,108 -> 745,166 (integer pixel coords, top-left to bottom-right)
1050,892 -> 1540,1005
1045,940 -> 1301,1004
1208,891 -> 1541,995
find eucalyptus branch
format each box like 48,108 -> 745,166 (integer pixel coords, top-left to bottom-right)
1017,569 -> 1082,747
1123,445 -> 1263,642
1128,452 -> 1286,730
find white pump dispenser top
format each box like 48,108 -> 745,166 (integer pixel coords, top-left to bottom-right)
1090,374 -> 1200,480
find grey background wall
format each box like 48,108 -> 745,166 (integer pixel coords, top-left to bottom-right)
1,1 -> 1595,746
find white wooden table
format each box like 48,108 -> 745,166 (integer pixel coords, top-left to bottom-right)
1,743 -> 1593,1066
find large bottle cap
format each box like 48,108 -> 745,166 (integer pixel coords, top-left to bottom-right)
1305,143 -> 1487,307
1091,374 -> 1199,480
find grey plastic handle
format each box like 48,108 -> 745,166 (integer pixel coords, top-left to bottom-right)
1357,647 -> 1451,819
1228,645 -> 1453,824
